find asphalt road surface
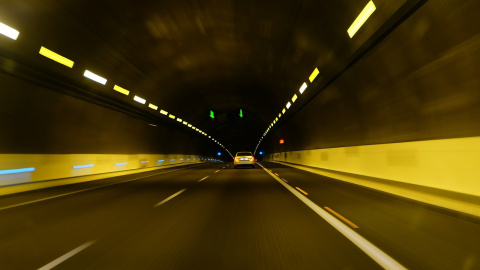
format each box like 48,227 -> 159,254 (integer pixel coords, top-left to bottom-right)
0,162 -> 478,269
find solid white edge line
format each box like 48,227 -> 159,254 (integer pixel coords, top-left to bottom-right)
198,176 -> 209,182
37,240 -> 96,270
154,188 -> 187,207
258,163 -> 407,270
0,164 -> 205,211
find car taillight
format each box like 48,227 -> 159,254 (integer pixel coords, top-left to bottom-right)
249,157 -> 254,161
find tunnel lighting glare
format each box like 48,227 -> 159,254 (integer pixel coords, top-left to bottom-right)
183,121 -> 187,125
209,136 -> 211,138
133,95 -> 146,104
188,124 -> 192,127
309,68 -> 319,82
169,114 -> 175,119
115,162 -> 127,166
73,164 -> 94,169
148,103 -> 158,110
177,118 -> 182,122
292,94 -> 298,103
39,47 -> 74,68
0,22 -> 19,40
299,83 -> 307,94
113,85 -> 130,95
84,70 -> 107,85
160,110 -> 168,115
348,0 -> 376,38
286,102 -> 292,109
0,167 -> 35,175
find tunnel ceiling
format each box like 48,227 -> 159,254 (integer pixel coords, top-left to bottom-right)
0,0 -> 410,153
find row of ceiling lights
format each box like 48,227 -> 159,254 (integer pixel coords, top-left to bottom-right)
0,19 -> 229,154
253,0 -> 377,155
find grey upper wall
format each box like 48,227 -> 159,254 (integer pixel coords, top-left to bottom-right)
265,0 -> 480,153
0,72 -> 214,155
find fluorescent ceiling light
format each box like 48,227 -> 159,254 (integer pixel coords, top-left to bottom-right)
169,114 -> 175,119
278,113 -> 282,118
149,124 -> 157,127
148,103 -> 158,110
282,108 -> 286,114
275,117 -> 278,121
209,136 -> 211,138
192,126 -> 196,129
299,83 -> 307,94
39,47 -> 74,68
348,0 -> 376,38
188,124 -> 192,127
177,118 -> 183,122
183,121 -> 187,125
309,68 -> 319,82
84,70 -> 107,85
286,102 -> 291,109
0,22 -> 19,40
113,85 -> 130,95
160,110 -> 168,115
134,96 -> 146,104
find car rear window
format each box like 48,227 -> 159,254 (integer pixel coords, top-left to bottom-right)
236,152 -> 252,156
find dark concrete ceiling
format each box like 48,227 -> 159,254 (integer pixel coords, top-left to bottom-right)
0,0 -> 413,152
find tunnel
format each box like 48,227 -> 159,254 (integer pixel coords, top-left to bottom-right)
0,0 -> 480,269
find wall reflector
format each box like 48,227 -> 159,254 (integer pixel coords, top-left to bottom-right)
169,114 -> 176,119
84,70 -> 107,85
286,102 -> 292,109
73,164 -> 94,169
309,68 -> 319,82
148,103 -> 158,110
134,96 -> 146,104
292,94 -> 298,103
348,0 -> 376,38
299,83 -> 307,94
160,110 -> 168,115
39,47 -> 74,68
113,85 -> 130,95
0,167 -> 35,175
279,139 -> 285,144
0,22 -> 19,40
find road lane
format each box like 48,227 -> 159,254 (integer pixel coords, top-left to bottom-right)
261,161 -> 480,270
57,163 -> 381,270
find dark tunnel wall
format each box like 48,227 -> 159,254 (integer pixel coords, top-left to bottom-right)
266,0 -> 480,153
0,72 -> 213,155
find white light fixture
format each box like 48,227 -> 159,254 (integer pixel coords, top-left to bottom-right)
299,83 -> 307,94
0,22 -> 19,40
84,70 -> 107,85
286,102 -> 291,109
160,110 -> 168,115
134,96 -> 146,104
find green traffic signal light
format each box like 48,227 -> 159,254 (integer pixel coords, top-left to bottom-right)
239,109 -> 243,118
210,110 -> 215,119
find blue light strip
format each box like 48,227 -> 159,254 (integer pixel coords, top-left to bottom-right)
180,158 -> 184,161
158,160 -> 164,162
170,159 -> 175,161
73,164 -> 94,169
115,162 -> 127,166
141,160 -> 149,163
0,167 -> 35,175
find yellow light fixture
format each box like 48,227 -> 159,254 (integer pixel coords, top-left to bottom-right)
113,85 -> 130,95
309,68 -> 319,82
148,103 -> 158,110
39,47 -> 74,68
347,1 -> 376,38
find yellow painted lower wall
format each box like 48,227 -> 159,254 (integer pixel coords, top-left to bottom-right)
0,153 -> 211,187
266,136 -> 480,201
